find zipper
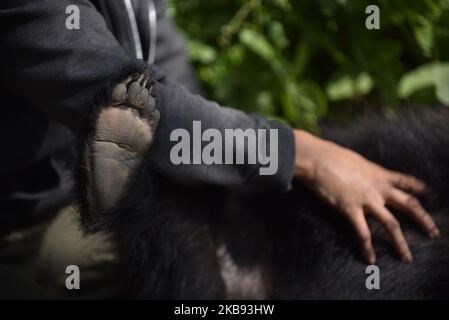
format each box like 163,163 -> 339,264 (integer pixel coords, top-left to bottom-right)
123,0 -> 157,64
147,0 -> 157,64
123,0 -> 144,60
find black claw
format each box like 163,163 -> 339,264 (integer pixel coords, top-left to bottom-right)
110,71 -> 159,131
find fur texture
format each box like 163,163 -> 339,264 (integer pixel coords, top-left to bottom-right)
77,107 -> 449,299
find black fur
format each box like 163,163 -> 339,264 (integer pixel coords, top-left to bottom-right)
77,107 -> 449,299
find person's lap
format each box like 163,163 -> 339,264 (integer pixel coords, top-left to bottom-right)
0,205 -> 120,299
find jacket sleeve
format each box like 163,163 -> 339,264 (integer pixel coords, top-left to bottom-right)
148,66 -> 296,191
0,0 -> 144,136
0,0 -> 296,192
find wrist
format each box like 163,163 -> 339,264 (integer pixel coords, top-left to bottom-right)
294,129 -> 321,181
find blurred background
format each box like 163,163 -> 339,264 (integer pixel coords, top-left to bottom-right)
168,0 -> 449,132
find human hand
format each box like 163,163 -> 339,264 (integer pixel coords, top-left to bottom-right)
294,130 -> 440,264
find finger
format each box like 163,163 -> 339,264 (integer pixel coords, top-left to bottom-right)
389,172 -> 426,194
367,203 -> 413,263
387,189 -> 440,238
345,207 -> 376,264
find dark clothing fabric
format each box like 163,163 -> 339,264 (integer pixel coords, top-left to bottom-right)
149,70 -> 295,190
0,0 -> 295,232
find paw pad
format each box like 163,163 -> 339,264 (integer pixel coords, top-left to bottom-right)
89,71 -> 160,212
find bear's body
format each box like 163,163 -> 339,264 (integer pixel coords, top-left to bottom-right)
80,108 -> 449,299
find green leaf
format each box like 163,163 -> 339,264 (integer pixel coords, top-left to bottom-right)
281,81 -> 302,125
298,81 -> 328,118
436,68 -> 449,104
268,21 -> 289,49
239,28 -> 285,76
326,73 -> 374,101
281,80 -> 327,129
291,44 -> 309,78
256,91 -> 276,116
398,62 -> 449,105
413,15 -> 434,58
239,28 -> 276,62
187,40 -> 217,64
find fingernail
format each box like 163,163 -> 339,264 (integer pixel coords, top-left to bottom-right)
403,253 -> 413,263
430,228 -> 440,238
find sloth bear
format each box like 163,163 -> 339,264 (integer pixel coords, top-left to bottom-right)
78,81 -> 449,299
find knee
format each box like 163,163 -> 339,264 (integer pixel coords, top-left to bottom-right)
37,205 -> 119,292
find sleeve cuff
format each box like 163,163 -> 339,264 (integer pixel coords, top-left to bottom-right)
247,119 -> 296,192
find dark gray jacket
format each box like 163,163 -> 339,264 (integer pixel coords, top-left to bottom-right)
0,0 -> 295,231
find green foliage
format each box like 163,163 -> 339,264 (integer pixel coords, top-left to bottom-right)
168,0 -> 449,132
398,62 -> 449,105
